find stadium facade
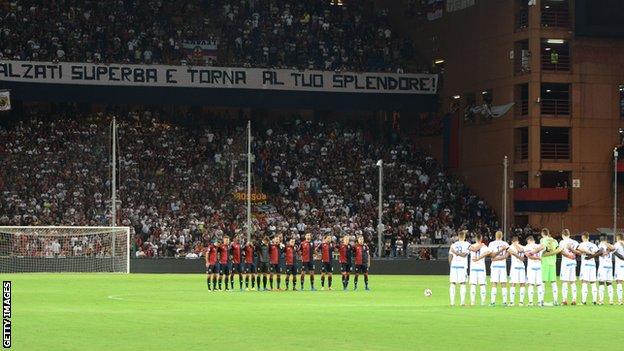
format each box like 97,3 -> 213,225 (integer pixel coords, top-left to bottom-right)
380,0 -> 624,234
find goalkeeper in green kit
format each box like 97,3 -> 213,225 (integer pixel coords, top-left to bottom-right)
540,228 -> 562,305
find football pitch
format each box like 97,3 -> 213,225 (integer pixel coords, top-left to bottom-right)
4,274 -> 622,351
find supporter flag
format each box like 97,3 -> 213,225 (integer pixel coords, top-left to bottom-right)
0,90 -> 11,111
514,188 -> 569,212
181,39 -> 218,65
469,102 -> 514,118
427,0 -> 444,21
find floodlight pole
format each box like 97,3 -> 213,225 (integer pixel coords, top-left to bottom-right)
503,155 -> 508,241
246,120 -> 252,243
111,117 -> 117,227
377,160 -> 383,257
111,117 -> 117,264
614,147 -> 618,237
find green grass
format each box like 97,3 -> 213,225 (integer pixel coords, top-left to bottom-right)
3,274 -> 623,351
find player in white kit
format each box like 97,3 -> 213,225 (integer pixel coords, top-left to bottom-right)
558,229 -> 580,305
488,230 -> 509,306
577,232 -> 599,305
507,236 -> 526,306
448,230 -> 471,306
469,234 -> 489,306
524,235 -> 545,306
613,234 -> 624,305
597,235 -> 615,305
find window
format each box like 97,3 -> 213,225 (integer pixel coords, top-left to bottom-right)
515,128 -> 529,162
541,127 -> 570,161
541,83 -> 570,116
541,39 -> 570,72
542,0 -> 570,28
515,84 -> 529,118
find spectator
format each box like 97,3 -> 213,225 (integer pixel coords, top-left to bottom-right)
0,109 -> 498,258
0,0 -> 416,72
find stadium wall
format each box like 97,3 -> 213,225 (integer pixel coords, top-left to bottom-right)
0,81 -> 437,111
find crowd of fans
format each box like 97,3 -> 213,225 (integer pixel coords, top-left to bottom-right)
0,110 -> 498,259
0,0 -> 415,72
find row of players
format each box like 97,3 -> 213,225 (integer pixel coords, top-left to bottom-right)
204,233 -> 372,291
449,229 -> 624,306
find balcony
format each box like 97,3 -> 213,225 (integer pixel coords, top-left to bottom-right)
515,10 -> 529,31
541,2 -> 570,28
541,40 -> 570,72
541,50 -> 570,72
541,99 -> 570,116
541,143 -> 570,161
515,143 -> 529,162
515,100 -> 529,118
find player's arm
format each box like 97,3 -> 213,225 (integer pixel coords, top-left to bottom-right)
613,247 -> 624,260
205,248 -> 210,266
490,244 -> 508,259
543,246 -> 562,257
575,245 -> 591,255
586,248 -> 603,259
450,247 -> 468,257
508,249 -> 525,261
491,251 -> 509,261
561,248 -> 576,260
473,253 -> 488,262
468,243 -> 484,252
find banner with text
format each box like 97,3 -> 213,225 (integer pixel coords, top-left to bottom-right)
0,60 -> 438,95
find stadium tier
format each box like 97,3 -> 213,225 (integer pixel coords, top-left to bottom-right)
4,1 -> 624,350
0,111 -> 496,259
0,0 -> 416,72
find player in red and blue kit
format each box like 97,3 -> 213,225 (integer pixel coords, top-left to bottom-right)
218,236 -> 231,291
338,235 -> 353,290
205,239 -> 219,291
244,240 -> 256,291
269,237 -> 283,290
353,235 -> 371,291
284,238 -> 298,291
230,236 -> 243,291
317,235 -> 335,290
299,233 -> 316,291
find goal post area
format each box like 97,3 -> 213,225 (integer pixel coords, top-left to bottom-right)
0,226 -> 131,274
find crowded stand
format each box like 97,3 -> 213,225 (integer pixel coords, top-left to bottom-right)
0,0 -> 415,72
0,110 -> 497,259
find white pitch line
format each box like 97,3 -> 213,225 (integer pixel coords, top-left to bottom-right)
107,295 -> 124,300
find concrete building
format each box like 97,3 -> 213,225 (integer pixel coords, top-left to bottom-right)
383,0 -> 624,234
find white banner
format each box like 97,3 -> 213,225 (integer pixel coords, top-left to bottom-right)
181,39 -> 218,51
470,103 -> 515,118
0,90 -> 10,111
0,60 -> 438,95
